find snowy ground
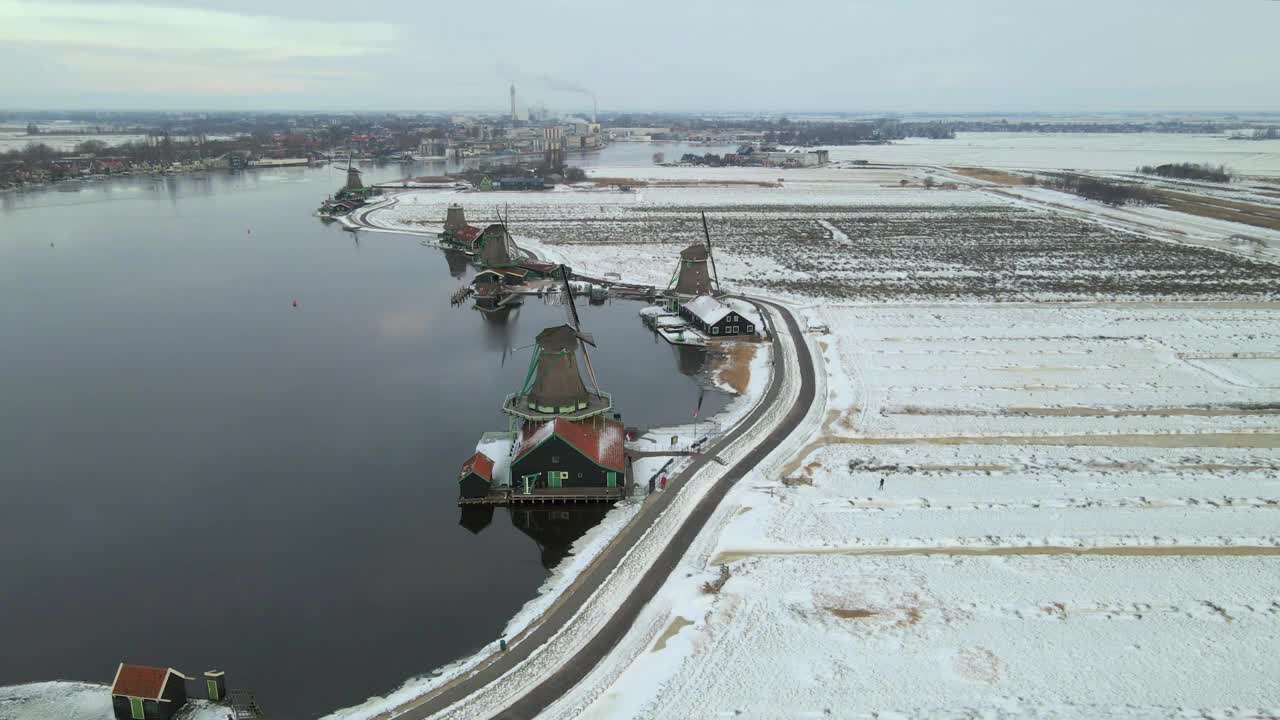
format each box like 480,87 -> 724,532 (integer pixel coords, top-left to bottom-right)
554,303 -> 1280,719
365,167 -> 1280,304
0,682 -> 228,720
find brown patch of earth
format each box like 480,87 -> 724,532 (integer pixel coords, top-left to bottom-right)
828,607 -> 877,619
715,342 -> 760,395
652,616 -> 694,652
949,166 -> 1030,186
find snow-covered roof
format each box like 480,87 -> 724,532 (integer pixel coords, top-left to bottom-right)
682,294 -> 732,325
514,418 -> 625,472
476,432 -> 514,486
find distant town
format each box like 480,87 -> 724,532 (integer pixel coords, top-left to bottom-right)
5,98 -> 1279,191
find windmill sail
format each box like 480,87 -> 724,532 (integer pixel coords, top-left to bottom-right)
559,266 -> 600,393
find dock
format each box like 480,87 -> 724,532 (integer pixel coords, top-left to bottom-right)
656,326 -> 707,346
460,487 -> 626,506
640,306 -> 708,346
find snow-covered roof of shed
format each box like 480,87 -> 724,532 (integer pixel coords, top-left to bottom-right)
682,294 -> 732,325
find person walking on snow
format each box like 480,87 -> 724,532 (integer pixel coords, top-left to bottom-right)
879,477 -> 885,490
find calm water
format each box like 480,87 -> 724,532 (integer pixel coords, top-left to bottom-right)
0,147 -> 726,718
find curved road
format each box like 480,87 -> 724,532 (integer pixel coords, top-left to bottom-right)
342,205 -> 816,720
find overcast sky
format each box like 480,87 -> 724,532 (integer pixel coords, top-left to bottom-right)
1,0 -> 1276,113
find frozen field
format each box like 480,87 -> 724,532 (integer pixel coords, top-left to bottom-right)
369,177 -> 1280,302
828,132 -> 1280,177
551,303 -> 1280,719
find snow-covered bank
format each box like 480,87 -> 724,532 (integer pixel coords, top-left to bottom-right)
0,682 -> 227,720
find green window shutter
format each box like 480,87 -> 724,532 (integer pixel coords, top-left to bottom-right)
130,698 -> 145,720
549,473 -> 561,488
607,471 -> 617,488
207,679 -> 219,701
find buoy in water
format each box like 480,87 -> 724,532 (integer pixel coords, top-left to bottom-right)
292,300 -> 298,308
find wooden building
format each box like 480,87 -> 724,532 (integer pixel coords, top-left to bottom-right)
458,451 -> 495,499
510,417 -> 625,493
110,663 -> 188,720
680,295 -> 754,337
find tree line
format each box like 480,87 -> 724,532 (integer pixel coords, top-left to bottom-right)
1137,162 -> 1233,182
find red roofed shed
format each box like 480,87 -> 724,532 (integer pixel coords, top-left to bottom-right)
111,663 -> 188,720
459,451 -> 495,499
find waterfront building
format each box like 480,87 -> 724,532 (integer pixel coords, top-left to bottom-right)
110,663 -> 188,720
680,295 -> 755,337
458,451 -> 495,499
510,416 -> 625,493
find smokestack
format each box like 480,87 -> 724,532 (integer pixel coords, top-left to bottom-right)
510,84 -> 517,123
592,95 -> 597,124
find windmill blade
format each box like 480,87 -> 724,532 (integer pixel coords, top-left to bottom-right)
560,265 -> 582,330
559,265 -> 601,394
702,210 -> 721,294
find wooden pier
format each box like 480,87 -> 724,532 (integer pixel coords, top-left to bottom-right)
459,487 -> 626,506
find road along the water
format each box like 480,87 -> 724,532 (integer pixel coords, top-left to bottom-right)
376,296 -> 816,720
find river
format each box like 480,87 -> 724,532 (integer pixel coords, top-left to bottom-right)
0,144 -> 728,719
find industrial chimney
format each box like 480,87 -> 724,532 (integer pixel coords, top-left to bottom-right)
510,84 -> 517,123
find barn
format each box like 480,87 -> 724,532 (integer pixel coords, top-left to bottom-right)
510,417 -> 625,495
680,295 -> 755,337
458,452 -> 495,499
110,663 -> 188,720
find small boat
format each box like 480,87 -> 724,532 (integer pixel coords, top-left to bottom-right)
342,225 -> 359,233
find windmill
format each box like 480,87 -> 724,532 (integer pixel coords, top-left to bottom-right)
666,211 -> 721,297
344,156 -> 363,192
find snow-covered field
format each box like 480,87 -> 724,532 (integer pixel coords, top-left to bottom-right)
366,165 -> 1280,303
0,682 -> 228,720
559,303 -> 1280,719
827,132 -> 1280,177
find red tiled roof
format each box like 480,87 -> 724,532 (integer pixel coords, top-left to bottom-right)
460,452 -> 494,481
111,663 -> 175,699
514,418 -> 625,472
457,225 -> 482,243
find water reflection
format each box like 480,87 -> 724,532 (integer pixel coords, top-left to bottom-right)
458,506 -> 494,535
477,303 -> 519,354
672,343 -> 707,377
507,505 -> 612,570
443,249 -> 470,277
